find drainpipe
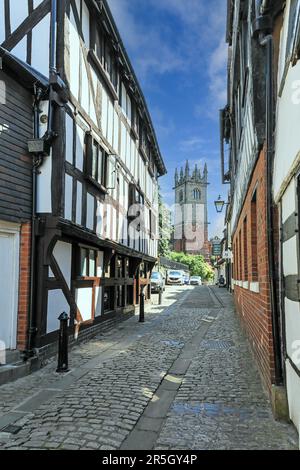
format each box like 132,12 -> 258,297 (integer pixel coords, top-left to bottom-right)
45,0 -> 58,144
26,86 -> 44,357
26,0 -> 58,357
253,0 -> 283,385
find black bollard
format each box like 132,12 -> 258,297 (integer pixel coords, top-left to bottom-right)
158,285 -> 163,305
56,312 -> 69,373
139,285 -> 145,323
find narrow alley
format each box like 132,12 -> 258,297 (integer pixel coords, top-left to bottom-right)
0,286 -> 297,451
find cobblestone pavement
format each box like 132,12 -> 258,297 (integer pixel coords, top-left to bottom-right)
0,286 -> 298,450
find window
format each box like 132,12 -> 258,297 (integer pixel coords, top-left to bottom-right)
120,82 -> 132,124
86,135 -> 111,189
94,26 -> 104,63
116,256 -> 124,278
239,230 -> 242,281
116,286 -> 124,308
251,191 -> 258,282
243,217 -> 248,281
179,190 -> 184,203
286,0 -> 300,61
78,248 -> 98,277
193,189 -> 201,200
91,141 -> 105,185
103,286 -> 114,312
93,24 -> 118,92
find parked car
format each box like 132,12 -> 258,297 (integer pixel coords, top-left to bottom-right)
150,272 -> 165,293
190,276 -> 202,286
166,270 -> 184,285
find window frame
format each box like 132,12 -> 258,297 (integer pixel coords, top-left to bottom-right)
85,134 -> 108,192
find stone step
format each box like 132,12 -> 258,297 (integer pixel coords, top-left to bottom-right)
0,362 -> 31,386
1,350 -> 22,365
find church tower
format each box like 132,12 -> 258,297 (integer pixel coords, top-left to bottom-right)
174,161 -> 209,259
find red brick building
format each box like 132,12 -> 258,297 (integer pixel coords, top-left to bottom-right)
232,148 -> 277,392
220,0 -> 287,416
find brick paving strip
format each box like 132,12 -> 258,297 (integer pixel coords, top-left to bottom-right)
0,286 -> 298,450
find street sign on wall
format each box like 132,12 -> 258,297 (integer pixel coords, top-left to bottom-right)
212,244 -> 222,256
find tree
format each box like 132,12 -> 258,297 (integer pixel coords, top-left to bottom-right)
158,189 -> 173,257
168,251 -> 214,281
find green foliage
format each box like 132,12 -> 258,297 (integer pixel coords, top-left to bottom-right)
158,189 -> 173,257
167,251 -> 214,281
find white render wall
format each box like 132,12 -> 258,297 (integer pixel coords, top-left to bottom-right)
63,0 -> 159,258
274,0 -> 300,436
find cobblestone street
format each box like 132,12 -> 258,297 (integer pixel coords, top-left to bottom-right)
0,286 -> 298,450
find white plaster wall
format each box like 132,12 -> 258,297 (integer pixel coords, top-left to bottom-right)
37,152 -> 52,213
96,201 -> 104,238
76,181 -> 82,225
64,174 -> 73,221
65,114 -> 74,164
120,123 -> 126,163
11,36 -> 27,62
75,125 -> 84,171
31,13 -> 50,77
0,2 -> 5,44
82,1 -> 90,48
107,99 -> 113,147
101,87 -> 108,139
274,58 -> 300,198
285,298 -> 300,371
86,193 -> 94,231
81,53 -> 89,114
68,9 -> 80,101
286,360 -> 300,436
113,108 -> 119,153
283,236 -> 298,276
9,0 -> 28,33
53,241 -> 72,288
76,288 -> 93,321
47,290 -> 70,333
281,178 -> 296,223
95,287 -> 102,317
33,0 -> 44,8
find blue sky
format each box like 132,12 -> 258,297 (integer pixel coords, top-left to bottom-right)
107,0 -> 228,238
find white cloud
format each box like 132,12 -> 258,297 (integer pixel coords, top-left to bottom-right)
179,137 -> 208,152
210,213 -> 225,239
208,38 -> 228,109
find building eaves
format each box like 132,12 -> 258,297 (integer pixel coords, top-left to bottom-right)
0,46 -> 49,92
100,0 -> 167,177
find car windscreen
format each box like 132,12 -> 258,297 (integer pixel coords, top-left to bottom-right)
169,271 -> 182,277
151,272 -> 160,279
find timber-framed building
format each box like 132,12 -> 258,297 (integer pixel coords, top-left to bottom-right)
0,0 -> 166,362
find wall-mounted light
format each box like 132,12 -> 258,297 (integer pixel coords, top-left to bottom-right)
214,195 -> 226,213
27,139 -> 46,154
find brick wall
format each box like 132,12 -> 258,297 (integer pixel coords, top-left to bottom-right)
17,222 -> 31,351
232,148 -> 276,394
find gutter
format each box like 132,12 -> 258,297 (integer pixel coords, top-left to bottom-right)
253,0 -> 283,385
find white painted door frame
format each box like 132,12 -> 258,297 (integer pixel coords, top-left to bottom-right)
0,221 -> 20,350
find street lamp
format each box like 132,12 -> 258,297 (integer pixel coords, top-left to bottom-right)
214,195 -> 226,213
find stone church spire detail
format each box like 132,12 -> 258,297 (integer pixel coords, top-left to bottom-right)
173,161 -> 209,259
185,160 -> 190,178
